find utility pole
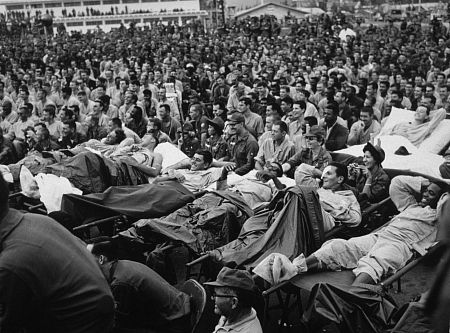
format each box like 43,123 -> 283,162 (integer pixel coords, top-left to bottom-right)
218,0 -> 225,26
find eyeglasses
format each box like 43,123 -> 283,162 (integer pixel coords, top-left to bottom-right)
305,136 -> 317,141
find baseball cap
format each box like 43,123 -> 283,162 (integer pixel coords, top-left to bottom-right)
204,267 -> 256,292
227,113 -> 244,124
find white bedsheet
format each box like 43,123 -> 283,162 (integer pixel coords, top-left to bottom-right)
336,135 -> 448,183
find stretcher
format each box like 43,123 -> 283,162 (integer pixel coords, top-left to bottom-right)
261,242 -> 443,332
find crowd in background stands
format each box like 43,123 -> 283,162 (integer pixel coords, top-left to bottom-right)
1,12 -> 450,167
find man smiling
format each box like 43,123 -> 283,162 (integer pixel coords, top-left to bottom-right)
297,176 -> 446,285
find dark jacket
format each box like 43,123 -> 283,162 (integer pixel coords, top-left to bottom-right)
324,122 -> 349,151
227,131 -> 259,175
0,209 -> 114,332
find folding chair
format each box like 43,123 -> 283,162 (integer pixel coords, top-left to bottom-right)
261,242 -> 442,330
179,279 -> 207,333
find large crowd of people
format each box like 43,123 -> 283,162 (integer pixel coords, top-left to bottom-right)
1,8 -> 450,332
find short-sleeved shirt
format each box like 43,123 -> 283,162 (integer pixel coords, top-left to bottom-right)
244,112 -> 264,139
46,120 -> 64,140
348,120 -> 381,146
213,308 -> 263,333
174,167 -> 224,192
255,136 -> 295,167
287,146 -> 332,172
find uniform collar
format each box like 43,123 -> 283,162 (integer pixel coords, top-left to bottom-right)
0,209 -> 24,245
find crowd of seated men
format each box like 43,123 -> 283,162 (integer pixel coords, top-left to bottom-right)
1,8 -> 450,332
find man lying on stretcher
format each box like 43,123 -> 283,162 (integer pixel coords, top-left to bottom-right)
295,175 -> 446,285
154,149 -> 291,209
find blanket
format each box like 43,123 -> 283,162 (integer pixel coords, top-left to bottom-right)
61,181 -> 195,225
336,135 -> 449,183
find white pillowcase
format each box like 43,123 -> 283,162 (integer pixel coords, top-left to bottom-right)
378,107 -> 415,137
419,119 -> 450,154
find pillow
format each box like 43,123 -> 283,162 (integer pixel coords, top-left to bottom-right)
419,119 -> 450,154
154,142 -> 188,170
378,107 -> 415,136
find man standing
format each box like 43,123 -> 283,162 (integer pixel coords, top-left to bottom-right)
0,173 -> 115,332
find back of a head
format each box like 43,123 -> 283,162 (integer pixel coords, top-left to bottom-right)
89,236 -> 118,260
329,161 -> 348,183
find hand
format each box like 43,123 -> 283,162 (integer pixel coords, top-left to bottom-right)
256,170 -> 273,182
360,165 -> 371,178
223,162 -> 236,172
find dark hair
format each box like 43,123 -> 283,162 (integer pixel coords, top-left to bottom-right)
39,126 -> 50,140
270,162 -> 284,178
195,149 -> 213,166
43,105 -> 56,117
281,96 -> 293,106
114,129 -> 126,144
99,95 -> 110,106
111,117 -> 122,128
273,120 -> 288,134
294,100 -> 306,110
63,119 -> 77,130
360,106 -> 374,116
329,161 -> 348,183
239,97 -> 252,107
304,116 -> 318,126
62,87 -> 72,95
132,106 -> 143,123
159,104 -> 171,113
379,80 -> 390,88
423,95 -> 436,106
267,102 -> 281,115
363,143 -> 383,165
325,101 -> 339,115
368,81 -> 378,91
89,236 -> 118,260
149,117 -> 162,131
